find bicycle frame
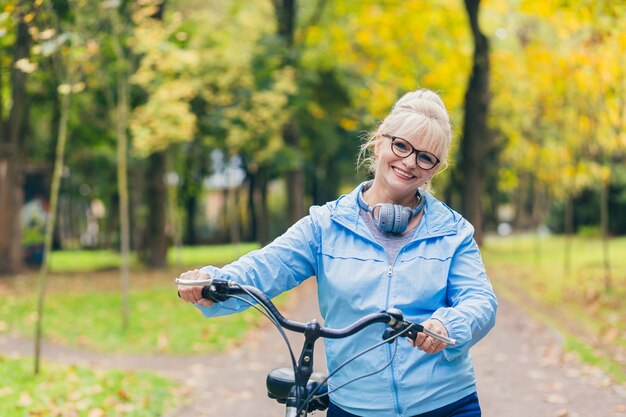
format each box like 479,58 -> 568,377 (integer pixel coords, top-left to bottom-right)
176,277 -> 456,416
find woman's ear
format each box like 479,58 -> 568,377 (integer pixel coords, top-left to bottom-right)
374,134 -> 382,157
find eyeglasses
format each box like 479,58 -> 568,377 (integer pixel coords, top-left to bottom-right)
382,134 -> 440,171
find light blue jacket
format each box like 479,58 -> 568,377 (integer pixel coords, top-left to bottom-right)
197,182 -> 497,416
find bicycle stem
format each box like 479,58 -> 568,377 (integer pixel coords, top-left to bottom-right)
286,319 -> 322,416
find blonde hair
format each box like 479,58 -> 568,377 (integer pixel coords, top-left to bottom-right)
358,89 -> 452,177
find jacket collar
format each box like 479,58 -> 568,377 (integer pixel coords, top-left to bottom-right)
329,181 -> 458,239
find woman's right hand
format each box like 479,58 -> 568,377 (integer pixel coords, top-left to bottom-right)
176,269 -> 214,307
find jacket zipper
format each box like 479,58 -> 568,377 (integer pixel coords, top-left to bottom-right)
385,264 -> 403,416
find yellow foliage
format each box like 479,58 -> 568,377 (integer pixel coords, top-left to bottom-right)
339,118 -> 358,131
131,100 -> 196,157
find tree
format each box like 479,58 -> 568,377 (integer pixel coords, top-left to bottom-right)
0,1 -> 35,274
130,0 -> 197,266
458,0 -> 490,245
272,0 -> 305,225
33,0 -> 99,374
105,0 -> 132,329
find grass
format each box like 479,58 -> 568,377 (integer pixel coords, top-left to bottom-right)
0,355 -> 181,417
0,244 -> 266,417
0,242 -> 294,354
0,282 -> 268,354
482,234 -> 626,383
48,243 -> 260,273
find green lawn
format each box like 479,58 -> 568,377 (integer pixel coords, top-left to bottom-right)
482,234 -> 626,382
0,244 -> 267,417
2,243 -> 270,354
48,243 -> 260,273
0,284 -> 269,354
0,355 -> 180,417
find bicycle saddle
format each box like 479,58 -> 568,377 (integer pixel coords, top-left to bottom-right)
266,367 -> 329,411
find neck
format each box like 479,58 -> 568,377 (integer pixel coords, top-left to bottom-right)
363,180 -> 419,208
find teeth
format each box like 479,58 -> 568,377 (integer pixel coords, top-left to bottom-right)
393,167 -> 413,179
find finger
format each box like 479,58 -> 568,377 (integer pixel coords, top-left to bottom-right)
197,298 -> 214,307
418,336 -> 432,350
177,286 -> 193,302
179,269 -> 198,280
414,333 -> 428,347
178,286 -> 203,303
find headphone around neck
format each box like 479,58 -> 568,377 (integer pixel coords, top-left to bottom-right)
357,182 -> 425,234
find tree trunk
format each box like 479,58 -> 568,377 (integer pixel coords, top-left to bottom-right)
283,121 -> 305,224
227,186 -> 241,243
110,6 -> 131,330
34,90 -> 72,374
247,173 -> 258,242
184,195 -> 197,245
600,180 -> 611,292
139,0 -> 169,267
563,195 -> 574,278
143,151 -> 169,267
180,138 -> 208,245
459,0 -> 490,245
0,17 -> 30,274
251,170 -> 269,245
274,0 -> 305,225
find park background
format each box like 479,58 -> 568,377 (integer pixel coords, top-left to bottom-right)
0,0 -> 625,416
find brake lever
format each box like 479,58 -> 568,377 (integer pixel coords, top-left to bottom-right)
384,323 -> 457,346
410,323 -> 457,345
175,278 -> 214,286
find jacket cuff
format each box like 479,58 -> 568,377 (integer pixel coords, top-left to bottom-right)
192,266 -> 242,317
431,307 -> 472,361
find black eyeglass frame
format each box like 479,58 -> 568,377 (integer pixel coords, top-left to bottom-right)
381,134 -> 441,171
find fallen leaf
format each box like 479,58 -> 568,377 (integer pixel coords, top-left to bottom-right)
602,327 -> 619,343
17,392 -> 32,407
555,409 -> 569,417
544,393 -> 568,404
613,405 -> 626,413
87,408 -> 105,417
118,389 -> 130,401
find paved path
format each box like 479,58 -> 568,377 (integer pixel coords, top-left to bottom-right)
2,279 -> 625,416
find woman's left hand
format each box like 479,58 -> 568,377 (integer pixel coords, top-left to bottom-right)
409,318 -> 449,354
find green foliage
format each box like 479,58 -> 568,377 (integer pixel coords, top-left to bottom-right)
4,0 -> 626,258
0,355 -> 180,416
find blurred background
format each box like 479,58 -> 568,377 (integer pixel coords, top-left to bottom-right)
1,2 -> 625,415
0,0 -> 624,271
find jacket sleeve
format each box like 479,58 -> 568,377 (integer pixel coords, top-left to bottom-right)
195,214 -> 320,317
431,220 -> 498,361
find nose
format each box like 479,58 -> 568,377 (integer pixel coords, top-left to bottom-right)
401,153 -> 417,169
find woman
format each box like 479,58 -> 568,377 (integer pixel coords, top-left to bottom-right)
178,88 -> 497,417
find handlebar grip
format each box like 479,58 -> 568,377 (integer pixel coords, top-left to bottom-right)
200,281 -> 231,302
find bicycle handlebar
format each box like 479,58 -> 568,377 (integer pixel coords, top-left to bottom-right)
175,277 -> 456,345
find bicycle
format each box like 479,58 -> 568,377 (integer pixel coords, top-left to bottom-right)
176,276 -> 457,417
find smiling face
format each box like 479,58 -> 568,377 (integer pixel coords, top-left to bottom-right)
361,89 -> 451,206
371,133 -> 440,206
358,89 -> 452,207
